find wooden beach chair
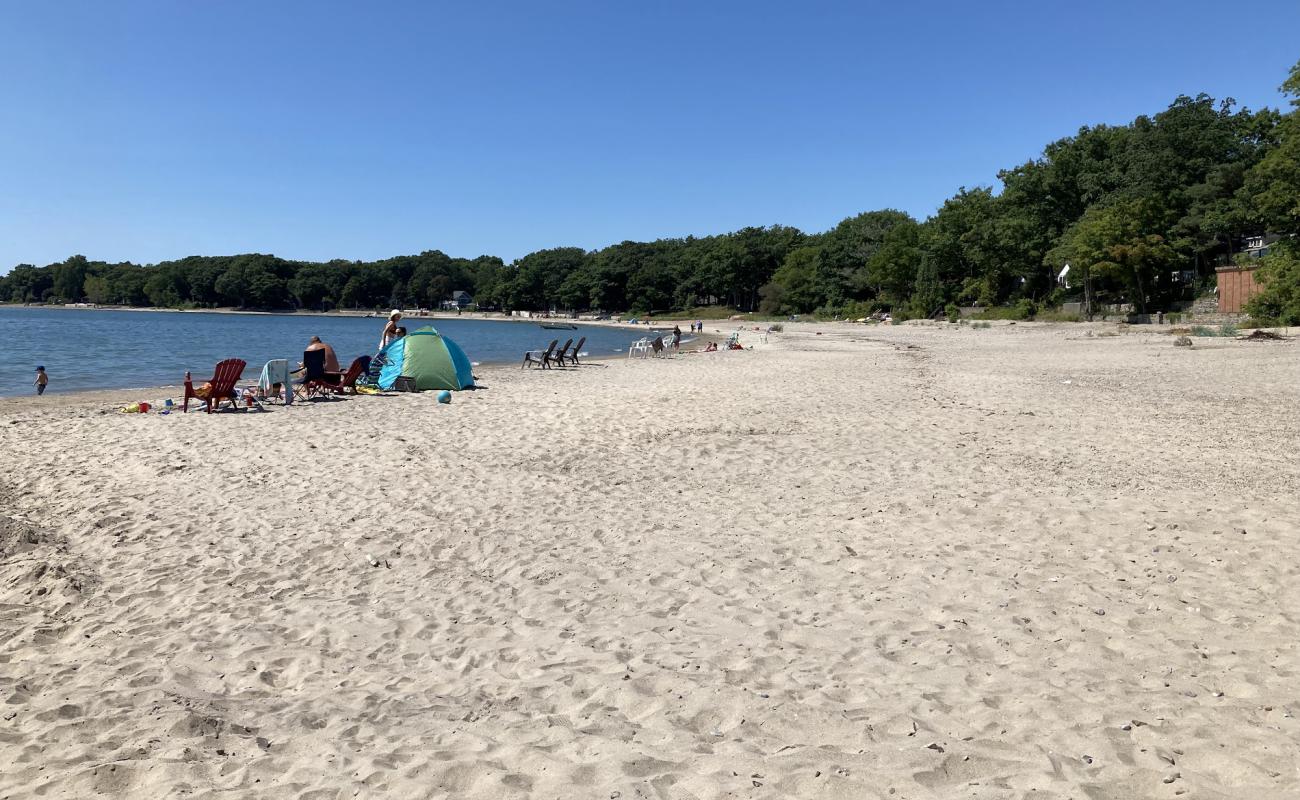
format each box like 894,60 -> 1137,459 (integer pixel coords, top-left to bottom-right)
339,356 -> 370,394
566,336 -> 586,365
183,358 -> 246,413
523,339 -> 558,369
548,338 -> 574,368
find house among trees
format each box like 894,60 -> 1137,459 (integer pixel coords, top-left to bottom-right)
441,290 -> 473,311
1240,234 -> 1280,259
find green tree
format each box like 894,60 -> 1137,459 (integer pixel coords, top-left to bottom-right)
83,274 -> 110,304
911,253 -> 943,317
289,263 -> 339,310
144,265 -> 187,307
51,255 -> 90,302
866,219 -> 922,306
1048,199 -> 1180,313
1244,245 -> 1300,324
820,210 -> 914,301
2,264 -> 52,302
1245,60 -> 1300,236
760,245 -> 822,314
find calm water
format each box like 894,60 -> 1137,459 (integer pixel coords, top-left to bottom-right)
0,307 -> 651,397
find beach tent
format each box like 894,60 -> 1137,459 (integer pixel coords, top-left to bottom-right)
376,327 -> 475,391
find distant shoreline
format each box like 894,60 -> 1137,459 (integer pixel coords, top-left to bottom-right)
0,304 -> 727,401
0,303 -> 681,332
0,331 -> 724,407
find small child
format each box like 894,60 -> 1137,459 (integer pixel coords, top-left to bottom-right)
34,366 -> 48,395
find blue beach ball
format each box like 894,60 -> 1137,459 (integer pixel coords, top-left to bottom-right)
436,390 -> 452,404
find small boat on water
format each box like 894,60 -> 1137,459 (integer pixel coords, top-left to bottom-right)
539,322 -> 578,330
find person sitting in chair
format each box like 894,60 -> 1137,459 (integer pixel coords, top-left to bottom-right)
305,336 -> 340,373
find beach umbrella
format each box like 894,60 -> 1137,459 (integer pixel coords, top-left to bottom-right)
377,327 -> 474,391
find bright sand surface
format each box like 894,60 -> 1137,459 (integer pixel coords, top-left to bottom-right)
2,322 -> 1298,799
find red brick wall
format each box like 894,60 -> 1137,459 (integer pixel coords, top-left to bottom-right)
1216,266 -> 1262,313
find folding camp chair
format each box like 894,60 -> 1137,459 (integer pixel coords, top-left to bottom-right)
296,349 -> 343,399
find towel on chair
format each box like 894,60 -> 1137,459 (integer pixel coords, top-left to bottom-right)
258,359 -> 293,404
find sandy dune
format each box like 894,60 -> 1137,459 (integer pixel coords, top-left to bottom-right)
2,322 -> 1298,799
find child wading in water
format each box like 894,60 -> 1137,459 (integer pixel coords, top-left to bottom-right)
34,366 -> 48,395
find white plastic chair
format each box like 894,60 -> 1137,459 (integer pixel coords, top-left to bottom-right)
628,338 -> 650,358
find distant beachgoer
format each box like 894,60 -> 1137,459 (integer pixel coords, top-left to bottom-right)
305,335 -> 341,373
695,319 -> 702,334
34,366 -> 48,395
672,325 -> 682,351
379,309 -> 403,349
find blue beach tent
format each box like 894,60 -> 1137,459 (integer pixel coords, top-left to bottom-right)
376,327 -> 475,391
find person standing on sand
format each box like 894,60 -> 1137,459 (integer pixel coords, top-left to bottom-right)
379,310 -> 403,349
34,366 -> 48,395
672,324 -> 682,351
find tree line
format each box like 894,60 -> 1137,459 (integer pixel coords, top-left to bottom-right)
4,61 -> 1298,323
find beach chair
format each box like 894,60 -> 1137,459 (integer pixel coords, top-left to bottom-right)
183,358 -> 246,413
628,337 -> 649,358
566,336 -> 586,366
363,350 -> 387,385
339,356 -> 371,394
548,338 -> 573,368
257,359 -> 293,405
523,339 -> 558,369
296,349 -> 343,399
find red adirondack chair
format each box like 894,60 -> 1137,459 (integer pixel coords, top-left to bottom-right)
339,356 -> 370,394
183,358 -> 246,413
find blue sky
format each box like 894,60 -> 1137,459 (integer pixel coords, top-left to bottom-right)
1,1 -> 1297,270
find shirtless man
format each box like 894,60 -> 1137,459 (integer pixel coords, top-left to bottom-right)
305,336 -> 340,373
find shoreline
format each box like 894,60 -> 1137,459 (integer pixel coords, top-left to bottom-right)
0,331 -> 724,408
0,302 -> 696,331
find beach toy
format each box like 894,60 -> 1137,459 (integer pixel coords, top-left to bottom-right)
436,390 -> 451,404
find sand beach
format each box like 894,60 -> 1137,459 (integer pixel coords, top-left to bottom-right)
2,322 -> 1299,799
